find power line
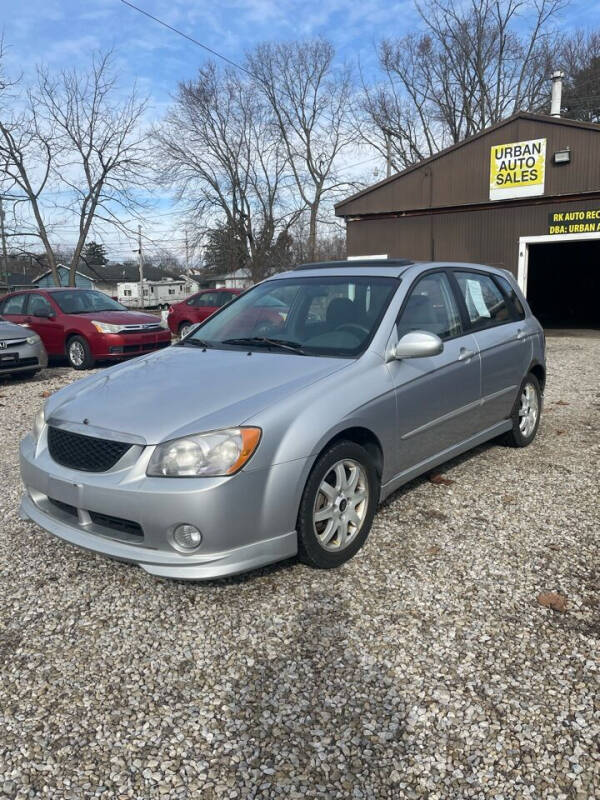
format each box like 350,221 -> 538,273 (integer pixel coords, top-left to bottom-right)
120,0 -> 256,79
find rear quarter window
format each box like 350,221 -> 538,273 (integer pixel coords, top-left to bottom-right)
0,294 -> 28,314
495,275 -> 526,320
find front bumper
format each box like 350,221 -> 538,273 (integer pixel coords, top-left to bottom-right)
91,330 -> 172,360
0,340 -> 48,375
20,431 -> 304,579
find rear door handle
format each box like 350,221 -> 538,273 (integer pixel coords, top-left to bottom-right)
458,347 -> 476,361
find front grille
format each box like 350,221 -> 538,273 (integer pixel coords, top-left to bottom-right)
48,497 -> 78,517
47,427 -> 132,472
0,356 -> 38,370
47,497 -> 143,538
88,511 -> 143,537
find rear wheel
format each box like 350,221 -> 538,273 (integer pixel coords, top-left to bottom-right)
297,441 -> 379,569
502,373 -> 542,447
67,335 -> 95,370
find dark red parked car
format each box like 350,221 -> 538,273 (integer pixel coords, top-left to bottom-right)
0,288 -> 172,370
167,288 -> 242,337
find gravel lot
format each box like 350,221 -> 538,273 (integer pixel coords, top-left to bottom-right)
1,337 -> 599,799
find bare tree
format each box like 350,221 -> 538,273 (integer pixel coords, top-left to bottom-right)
560,30 -> 600,122
0,51 -> 148,286
362,0 -> 563,171
155,63 -> 299,283
248,40 -> 357,261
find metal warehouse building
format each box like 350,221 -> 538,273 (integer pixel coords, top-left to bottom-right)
335,111 -> 600,328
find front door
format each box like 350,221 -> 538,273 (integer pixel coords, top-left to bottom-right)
387,271 -> 482,475
24,293 -> 65,355
452,270 -> 532,430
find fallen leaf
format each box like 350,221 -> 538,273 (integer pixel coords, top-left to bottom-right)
426,545 -> 441,556
429,473 -> 455,486
555,429 -> 566,436
537,591 -> 568,613
40,391 -> 51,398
555,400 -> 569,406
502,495 -> 517,504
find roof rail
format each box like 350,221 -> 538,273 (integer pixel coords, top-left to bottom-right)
294,258 -> 413,271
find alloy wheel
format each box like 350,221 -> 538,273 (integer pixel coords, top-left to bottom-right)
312,459 -> 369,552
518,382 -> 539,438
69,340 -> 85,367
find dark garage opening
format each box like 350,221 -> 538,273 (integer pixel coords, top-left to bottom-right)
527,240 -> 600,329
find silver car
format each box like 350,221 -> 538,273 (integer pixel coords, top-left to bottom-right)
20,260 -> 545,579
0,317 -> 48,378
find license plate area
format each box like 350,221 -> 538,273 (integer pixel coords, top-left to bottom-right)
0,353 -> 17,363
47,475 -> 82,507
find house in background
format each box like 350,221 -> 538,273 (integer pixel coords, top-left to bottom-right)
190,268 -> 252,290
33,264 -> 96,289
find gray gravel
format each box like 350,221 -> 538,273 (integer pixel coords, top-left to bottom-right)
1,338 -> 599,799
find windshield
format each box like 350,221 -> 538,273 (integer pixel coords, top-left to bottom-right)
51,290 -> 127,314
186,275 -> 399,357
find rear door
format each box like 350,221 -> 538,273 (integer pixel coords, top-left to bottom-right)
452,270 -> 532,429
23,293 -> 65,355
388,270 -> 482,473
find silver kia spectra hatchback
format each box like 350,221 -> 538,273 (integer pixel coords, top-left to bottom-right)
20,260 -> 545,579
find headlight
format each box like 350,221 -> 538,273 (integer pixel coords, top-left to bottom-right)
32,408 -> 45,443
91,321 -> 123,334
26,335 -> 40,345
147,427 -> 261,477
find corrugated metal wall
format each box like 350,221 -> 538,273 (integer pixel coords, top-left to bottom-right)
346,196 -> 600,274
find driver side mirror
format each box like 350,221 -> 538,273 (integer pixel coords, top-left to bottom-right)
391,331 -> 443,360
33,309 -> 55,319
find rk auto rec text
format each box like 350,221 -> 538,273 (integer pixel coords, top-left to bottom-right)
548,209 -> 600,234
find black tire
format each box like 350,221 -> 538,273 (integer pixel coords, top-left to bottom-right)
66,335 -> 95,370
502,372 -> 542,447
297,440 -> 379,569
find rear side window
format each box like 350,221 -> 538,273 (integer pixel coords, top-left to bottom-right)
495,275 -> 526,320
0,294 -> 28,314
454,272 -> 511,330
190,292 -> 220,307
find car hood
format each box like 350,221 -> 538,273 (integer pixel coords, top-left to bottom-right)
0,319 -> 30,339
46,345 -> 352,444
71,310 -> 162,326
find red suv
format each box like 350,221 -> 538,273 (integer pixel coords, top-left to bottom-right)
0,288 -> 172,370
167,288 -> 241,337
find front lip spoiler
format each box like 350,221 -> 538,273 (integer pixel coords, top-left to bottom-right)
20,494 -> 297,580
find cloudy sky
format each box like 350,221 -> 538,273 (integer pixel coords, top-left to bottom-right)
1,0 -> 589,263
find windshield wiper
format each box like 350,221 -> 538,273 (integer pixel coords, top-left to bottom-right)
222,337 -> 306,355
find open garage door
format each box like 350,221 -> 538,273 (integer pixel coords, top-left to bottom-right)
525,239 -> 600,329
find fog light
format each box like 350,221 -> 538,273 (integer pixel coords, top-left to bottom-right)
172,524 -> 202,551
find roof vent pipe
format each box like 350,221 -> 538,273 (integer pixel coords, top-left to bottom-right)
551,71 -> 564,117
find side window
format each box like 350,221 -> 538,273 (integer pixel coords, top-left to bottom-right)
29,294 -> 54,317
397,272 -> 463,340
218,292 -> 234,307
454,271 -> 511,329
495,275 -> 526,320
1,294 -> 27,315
191,292 -> 219,307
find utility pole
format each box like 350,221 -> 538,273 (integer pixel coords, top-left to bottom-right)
0,197 -> 9,287
137,224 -> 144,309
385,130 -> 392,179
185,229 -> 190,271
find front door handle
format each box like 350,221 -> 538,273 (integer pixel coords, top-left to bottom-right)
458,347 -> 476,361
515,329 -> 526,340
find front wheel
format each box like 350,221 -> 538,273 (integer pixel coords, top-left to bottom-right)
67,335 -> 95,370
179,321 -> 193,338
297,441 -> 379,569
502,373 -> 542,447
